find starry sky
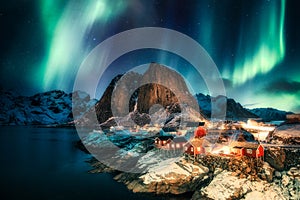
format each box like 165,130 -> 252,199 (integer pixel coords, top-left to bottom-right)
0,0 -> 300,112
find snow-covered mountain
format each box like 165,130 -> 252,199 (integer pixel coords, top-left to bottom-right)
195,93 -> 258,120
0,90 -> 96,125
248,107 -> 293,121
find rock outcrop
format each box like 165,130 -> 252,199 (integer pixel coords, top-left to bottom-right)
95,74 -> 123,124
265,148 -> 286,171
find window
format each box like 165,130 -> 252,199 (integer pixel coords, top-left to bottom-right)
246,149 -> 252,154
176,143 -> 180,148
197,147 -> 201,151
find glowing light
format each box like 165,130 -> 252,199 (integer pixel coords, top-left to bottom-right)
40,0 -> 126,91
242,121 -> 275,132
230,0 -> 286,85
211,145 -> 231,155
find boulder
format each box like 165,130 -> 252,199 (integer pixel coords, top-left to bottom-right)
265,148 -> 285,170
262,162 -> 274,182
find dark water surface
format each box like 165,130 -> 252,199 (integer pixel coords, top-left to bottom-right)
0,126 -> 190,200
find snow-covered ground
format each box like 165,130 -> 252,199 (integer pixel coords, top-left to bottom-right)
200,171 -> 286,200
140,157 -> 208,184
251,131 -> 271,141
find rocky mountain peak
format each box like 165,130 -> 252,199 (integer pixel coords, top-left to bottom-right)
95,63 -> 200,125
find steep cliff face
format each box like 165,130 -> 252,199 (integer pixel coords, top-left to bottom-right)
137,63 -> 198,114
136,83 -> 179,114
111,72 -> 142,117
95,75 -> 123,124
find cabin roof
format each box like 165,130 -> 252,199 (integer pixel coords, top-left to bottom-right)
172,137 -> 187,143
229,141 -> 259,149
186,138 -> 204,147
155,136 -> 174,141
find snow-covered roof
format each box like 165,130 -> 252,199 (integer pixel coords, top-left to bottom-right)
171,137 -> 187,143
229,141 -> 259,149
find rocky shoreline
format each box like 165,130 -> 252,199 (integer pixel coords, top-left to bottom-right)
79,126 -> 300,199
86,152 -> 300,199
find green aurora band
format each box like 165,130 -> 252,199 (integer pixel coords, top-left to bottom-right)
40,0 -> 126,90
229,0 -> 286,86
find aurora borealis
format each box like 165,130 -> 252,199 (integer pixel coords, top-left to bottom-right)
0,0 -> 300,112
229,0 -> 286,86
40,0 -> 127,90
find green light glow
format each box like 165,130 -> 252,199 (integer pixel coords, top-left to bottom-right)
40,0 -> 126,90
231,0 -> 286,85
256,93 -> 300,113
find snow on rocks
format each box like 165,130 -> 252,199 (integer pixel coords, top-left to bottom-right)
196,170 -> 286,200
140,157 -> 208,185
268,124 -> 300,145
118,156 -> 210,195
83,131 -> 210,194
273,166 -> 300,199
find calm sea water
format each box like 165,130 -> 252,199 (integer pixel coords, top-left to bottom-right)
0,126 -> 191,200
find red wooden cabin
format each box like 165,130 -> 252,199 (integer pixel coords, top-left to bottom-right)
185,138 -> 205,156
230,143 -> 264,158
165,137 -> 187,150
154,136 -> 173,147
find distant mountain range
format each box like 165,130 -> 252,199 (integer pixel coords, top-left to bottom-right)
194,93 -> 258,120
195,93 -> 293,121
247,107 -> 293,122
0,90 -> 96,125
0,64 -> 293,125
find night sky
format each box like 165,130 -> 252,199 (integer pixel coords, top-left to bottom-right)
0,0 -> 299,112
